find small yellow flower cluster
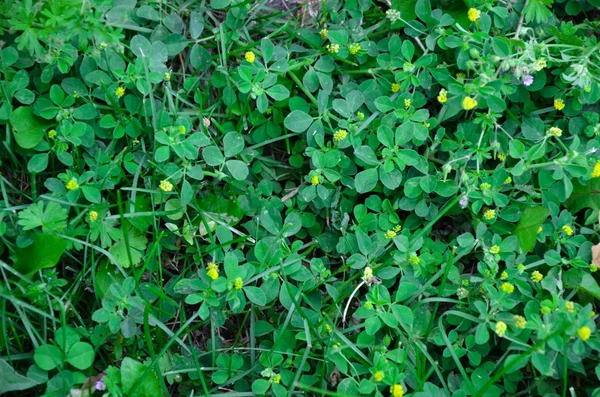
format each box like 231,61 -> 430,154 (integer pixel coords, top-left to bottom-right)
159,180 -> 173,192
393,224 -> 402,233
562,225 -> 573,236
592,161 -> 600,178
334,129 -> 348,142
514,315 -> 527,329
504,176 -> 512,184
245,51 -> 255,63
554,98 -> 565,111
269,374 -> 281,384
500,271 -> 508,280
591,263 -> 598,272
489,245 -> 500,254
311,175 -> 320,186
533,59 -> 547,71
349,43 -> 361,55
565,301 -> 575,313
363,266 -> 373,281
547,126 -> 562,137
48,129 -> 57,139
409,255 -> 420,265
480,183 -> 491,190
66,179 -> 79,191
89,211 -> 99,223
325,324 -> 333,333
99,42 -> 108,49
578,326 -> 591,341
498,153 -> 507,162
404,98 -> 411,108
234,277 -> 244,290
320,29 -> 328,40
462,96 -> 478,110
462,279 -> 469,286
391,83 -> 400,93
384,230 -> 397,239
326,44 -> 340,54
357,111 -> 365,120
390,384 -> 404,397
373,371 -> 384,382
178,125 -> 186,135
483,209 -> 496,220
364,301 -> 374,309
468,8 -> 481,22
495,321 -> 507,337
531,270 -> 543,283
115,87 -> 125,98
206,262 -> 219,280
500,282 -> 514,293
437,89 -> 448,103
164,72 -> 171,81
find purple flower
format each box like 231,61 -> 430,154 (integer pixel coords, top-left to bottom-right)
522,75 -> 534,86
95,380 -> 106,391
459,195 -> 469,209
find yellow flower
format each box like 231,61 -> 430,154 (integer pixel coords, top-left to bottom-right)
456,73 -> 466,79
364,301 -> 374,309
88,211 -> 99,223
504,176 -> 512,184
500,282 -> 514,293
498,153 -> 507,162
531,271 -> 543,283
115,87 -> 125,98
320,28 -> 328,40
518,264 -> 525,273
325,324 -> 333,333
437,89 -> 448,104
578,326 -> 591,341
391,83 -> 400,93
178,125 -> 186,135
591,311 -> 596,318
244,51 -> 255,63
468,8 -> 481,22
206,262 -> 219,280
489,245 -> 500,254
462,96 -> 478,110
562,225 -> 574,236
409,255 -> 420,265
164,72 -> 171,81
592,161 -> 600,178
514,315 -> 527,329
357,111 -> 365,120
480,183 -> 491,190
462,279 -> 469,286
385,230 -> 397,239
500,271 -> 508,280
363,266 -> 373,281
349,43 -> 361,55
537,226 -> 543,234
390,384 -> 404,397
311,175 -> 319,185
565,301 -> 575,313
333,129 -> 348,142
99,42 -> 108,49
159,180 -> 173,192
269,374 -> 281,384
483,209 -> 496,220
423,121 -> 430,128
393,224 -> 402,233
533,59 -> 547,71
495,321 -> 507,337
373,371 -> 384,382
48,129 -> 57,139
234,277 -> 244,290
326,43 -> 340,54
66,179 -> 79,191
554,99 -> 565,111
547,127 -> 562,137
404,98 -> 411,108
591,264 -> 598,272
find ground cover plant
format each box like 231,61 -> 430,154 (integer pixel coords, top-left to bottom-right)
2,0 -> 600,396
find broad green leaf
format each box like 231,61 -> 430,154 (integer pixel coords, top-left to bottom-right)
13,234 -> 67,275
266,85 -> 290,101
355,168 -> 378,193
10,107 -> 51,149
566,178 -> 600,213
226,160 -> 249,181
223,131 -> 245,157
66,342 -> 95,370
0,359 -> 39,394
245,286 -> 267,306
514,206 -> 550,252
120,357 -> 163,397
27,153 -> 49,173
34,344 -> 62,371
284,110 -> 313,132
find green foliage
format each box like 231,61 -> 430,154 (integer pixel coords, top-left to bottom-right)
2,0 -> 600,396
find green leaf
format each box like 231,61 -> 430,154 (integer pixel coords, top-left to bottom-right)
66,342 -> 94,370
252,379 -> 271,394
266,85 -> 290,101
245,286 -> 267,306
514,206 -> 550,252
34,344 -> 63,371
491,38 -> 510,57
566,178 -> 600,213
223,131 -> 245,157
10,107 -> 51,149
579,273 -> 600,300
120,357 -> 163,397
27,153 -> 49,173
284,110 -> 313,132
0,359 -> 40,394
531,353 -> 552,376
109,227 -> 148,268
354,146 -> 379,166
226,160 -> 249,181
355,168 -> 379,193
130,35 -> 152,58
203,146 -> 225,166
18,201 -> 67,233
210,0 -> 231,9
13,234 -> 67,275
81,186 -> 101,204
